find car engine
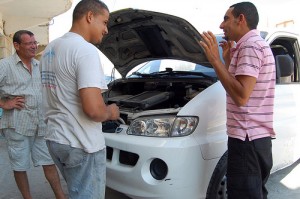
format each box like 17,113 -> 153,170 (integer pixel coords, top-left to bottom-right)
102,77 -> 216,132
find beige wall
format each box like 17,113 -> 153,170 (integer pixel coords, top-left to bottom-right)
0,36 -> 13,59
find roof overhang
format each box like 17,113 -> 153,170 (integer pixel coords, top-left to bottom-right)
0,0 -> 73,46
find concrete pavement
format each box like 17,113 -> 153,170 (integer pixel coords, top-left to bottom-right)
1,136 -> 299,199
0,136 -> 130,199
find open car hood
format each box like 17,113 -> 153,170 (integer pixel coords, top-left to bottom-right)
97,8 -> 209,77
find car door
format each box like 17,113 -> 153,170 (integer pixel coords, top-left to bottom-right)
267,32 -> 300,172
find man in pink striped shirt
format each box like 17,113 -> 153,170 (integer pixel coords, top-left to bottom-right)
200,2 -> 275,199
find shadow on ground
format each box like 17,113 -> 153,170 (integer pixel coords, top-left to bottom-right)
266,158 -> 300,199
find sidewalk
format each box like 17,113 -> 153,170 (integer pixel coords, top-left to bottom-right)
0,135 -> 130,199
1,135 -> 299,199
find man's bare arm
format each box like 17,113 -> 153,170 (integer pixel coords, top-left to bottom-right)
79,87 -> 119,122
199,31 -> 256,106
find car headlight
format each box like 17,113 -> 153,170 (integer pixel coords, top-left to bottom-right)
127,116 -> 198,137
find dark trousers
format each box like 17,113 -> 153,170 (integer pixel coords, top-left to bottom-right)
227,136 -> 273,199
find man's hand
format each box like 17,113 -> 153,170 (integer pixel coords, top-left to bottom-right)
199,31 -> 222,66
219,40 -> 235,67
1,96 -> 25,110
107,103 -> 120,120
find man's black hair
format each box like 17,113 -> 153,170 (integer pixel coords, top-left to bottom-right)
230,2 -> 259,29
13,30 -> 34,43
73,0 -> 109,21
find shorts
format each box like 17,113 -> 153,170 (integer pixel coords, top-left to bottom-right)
47,140 -> 106,199
2,129 -> 54,171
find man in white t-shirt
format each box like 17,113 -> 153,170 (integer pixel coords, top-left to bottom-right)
40,0 -> 119,198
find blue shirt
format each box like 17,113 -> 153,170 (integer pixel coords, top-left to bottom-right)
0,53 -> 46,136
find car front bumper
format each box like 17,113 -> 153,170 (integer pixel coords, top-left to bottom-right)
104,127 -> 218,199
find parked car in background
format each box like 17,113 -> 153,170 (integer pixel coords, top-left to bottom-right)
97,8 -> 300,199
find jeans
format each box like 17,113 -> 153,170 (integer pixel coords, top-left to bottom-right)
47,140 -> 106,199
227,136 -> 273,199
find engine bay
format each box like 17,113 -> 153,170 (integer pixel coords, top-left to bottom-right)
102,78 -> 215,129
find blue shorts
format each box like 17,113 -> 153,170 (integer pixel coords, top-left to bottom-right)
2,129 -> 54,171
46,140 -> 106,199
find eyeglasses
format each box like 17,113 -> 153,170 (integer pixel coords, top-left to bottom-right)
20,41 -> 39,46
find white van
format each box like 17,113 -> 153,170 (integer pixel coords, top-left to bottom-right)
97,9 -> 300,199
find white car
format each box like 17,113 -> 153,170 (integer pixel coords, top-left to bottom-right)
98,8 -> 300,199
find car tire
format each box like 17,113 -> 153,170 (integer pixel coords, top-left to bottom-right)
206,151 -> 228,199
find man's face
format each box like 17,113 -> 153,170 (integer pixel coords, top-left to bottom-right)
14,34 -> 38,59
90,9 -> 109,45
219,7 -> 239,42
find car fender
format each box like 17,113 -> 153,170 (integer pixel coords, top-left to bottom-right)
178,81 -> 228,160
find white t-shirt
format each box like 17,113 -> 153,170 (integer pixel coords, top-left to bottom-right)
40,32 -> 108,153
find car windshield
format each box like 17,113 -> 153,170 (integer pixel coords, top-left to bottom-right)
128,59 -> 216,78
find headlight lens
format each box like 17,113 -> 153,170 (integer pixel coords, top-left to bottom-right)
127,116 -> 198,137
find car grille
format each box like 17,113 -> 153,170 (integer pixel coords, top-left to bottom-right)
106,146 -> 139,166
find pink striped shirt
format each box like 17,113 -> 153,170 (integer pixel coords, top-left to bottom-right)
227,30 -> 276,141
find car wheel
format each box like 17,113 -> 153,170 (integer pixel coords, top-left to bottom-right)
206,151 -> 228,199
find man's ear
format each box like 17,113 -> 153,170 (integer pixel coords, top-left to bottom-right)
86,11 -> 94,23
238,14 -> 246,24
13,42 -> 20,51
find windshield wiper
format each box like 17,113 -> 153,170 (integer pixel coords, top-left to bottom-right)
151,70 -> 215,79
131,71 -> 153,77
132,70 -> 216,81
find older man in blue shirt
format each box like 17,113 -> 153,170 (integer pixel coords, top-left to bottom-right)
0,30 -> 66,199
